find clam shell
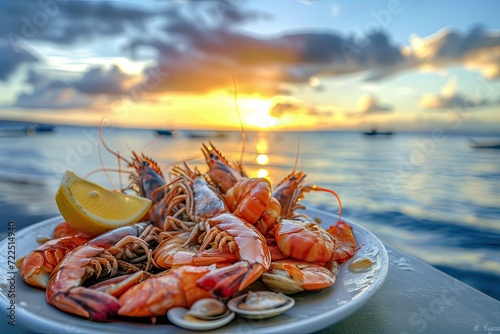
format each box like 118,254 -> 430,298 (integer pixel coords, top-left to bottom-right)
186,298 -> 228,320
227,291 -> 295,319
237,290 -> 289,310
261,272 -> 305,295
167,307 -> 234,331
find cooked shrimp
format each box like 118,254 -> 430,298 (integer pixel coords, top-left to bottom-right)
196,213 -> 271,298
274,219 -> 336,263
17,235 -> 91,288
154,231 -> 237,268
118,265 -> 213,317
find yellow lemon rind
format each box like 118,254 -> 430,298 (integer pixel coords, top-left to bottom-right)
55,171 -> 152,237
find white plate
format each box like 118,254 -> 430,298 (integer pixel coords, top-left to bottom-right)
0,208 -> 388,334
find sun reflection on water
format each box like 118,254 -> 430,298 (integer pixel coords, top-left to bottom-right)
253,135 -> 271,179
256,154 -> 270,165
257,168 -> 269,178
256,139 -> 269,153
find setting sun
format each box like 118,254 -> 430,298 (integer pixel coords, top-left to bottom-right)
237,98 -> 275,129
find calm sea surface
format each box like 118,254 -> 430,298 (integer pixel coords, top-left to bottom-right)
1,126 -> 499,300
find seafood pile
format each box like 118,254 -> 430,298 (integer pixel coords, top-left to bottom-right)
16,141 -> 357,328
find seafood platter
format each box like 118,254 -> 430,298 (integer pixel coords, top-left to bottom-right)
0,140 -> 388,333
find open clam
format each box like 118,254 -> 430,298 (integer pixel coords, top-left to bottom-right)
227,291 -> 295,319
167,298 -> 234,331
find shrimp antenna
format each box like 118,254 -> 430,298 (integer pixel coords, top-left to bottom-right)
160,156 -> 198,182
292,130 -> 301,174
97,117 -> 119,190
98,117 -> 133,166
117,149 -> 123,190
311,185 -> 343,224
232,75 -> 246,168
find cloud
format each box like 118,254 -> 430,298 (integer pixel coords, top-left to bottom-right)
14,86 -> 96,110
126,11 -> 500,97
2,1 -> 500,108
13,65 -> 136,110
345,94 -> 393,117
0,42 -> 37,81
407,26 -> 500,79
127,7 -> 406,96
73,65 -> 138,96
14,74 -> 93,110
269,98 -> 333,118
0,1 -> 157,46
203,0 -> 272,24
418,76 -> 488,110
269,102 -> 302,118
357,95 -> 392,113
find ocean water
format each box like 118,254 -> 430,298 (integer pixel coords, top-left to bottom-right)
0,126 -> 499,300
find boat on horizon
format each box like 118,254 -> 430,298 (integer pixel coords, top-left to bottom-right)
33,124 -> 55,132
0,124 -> 55,137
26,124 -> 55,135
155,129 -> 180,137
187,131 -> 227,139
469,139 -> 500,149
362,128 -> 394,136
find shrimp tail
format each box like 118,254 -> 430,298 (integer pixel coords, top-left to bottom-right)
49,287 -> 121,321
196,262 -> 258,298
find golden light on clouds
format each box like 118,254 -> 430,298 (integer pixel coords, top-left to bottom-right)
309,76 -> 321,87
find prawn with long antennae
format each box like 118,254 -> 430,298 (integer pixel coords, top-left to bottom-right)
200,77 -> 248,193
95,118 -> 206,236
257,130 -> 354,295
267,129 -> 353,265
271,128 -> 342,222
200,142 -> 280,236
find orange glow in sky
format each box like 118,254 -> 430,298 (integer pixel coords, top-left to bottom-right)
2,1 -> 499,133
104,93 -> 319,130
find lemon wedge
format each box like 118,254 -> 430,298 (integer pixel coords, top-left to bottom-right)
55,170 -> 152,237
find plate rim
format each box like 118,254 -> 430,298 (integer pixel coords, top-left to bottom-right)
0,209 -> 389,334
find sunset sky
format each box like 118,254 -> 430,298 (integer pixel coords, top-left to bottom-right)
1,0 -> 499,132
